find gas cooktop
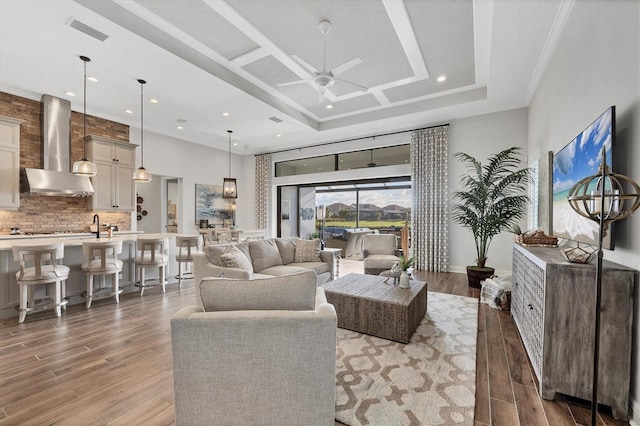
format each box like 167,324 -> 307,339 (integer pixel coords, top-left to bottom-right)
24,230 -> 90,235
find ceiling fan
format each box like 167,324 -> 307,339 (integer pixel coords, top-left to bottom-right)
278,20 -> 367,102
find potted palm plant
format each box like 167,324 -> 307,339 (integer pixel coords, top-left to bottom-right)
452,147 -> 531,288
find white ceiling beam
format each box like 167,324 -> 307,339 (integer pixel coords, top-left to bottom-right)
382,0 -> 429,78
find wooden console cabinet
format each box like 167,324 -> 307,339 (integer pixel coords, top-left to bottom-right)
511,244 -> 636,420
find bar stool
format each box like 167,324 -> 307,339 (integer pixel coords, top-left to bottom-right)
135,236 -> 169,295
175,235 -> 201,288
82,239 -> 123,307
12,242 -> 69,323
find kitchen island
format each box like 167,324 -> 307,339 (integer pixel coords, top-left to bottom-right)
0,232 -> 182,319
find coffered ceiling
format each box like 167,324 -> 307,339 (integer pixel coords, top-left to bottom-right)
0,0 -> 569,154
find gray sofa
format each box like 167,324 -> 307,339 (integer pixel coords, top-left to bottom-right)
171,270 -> 337,425
193,237 -> 335,305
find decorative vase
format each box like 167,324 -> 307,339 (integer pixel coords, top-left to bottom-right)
399,271 -> 410,288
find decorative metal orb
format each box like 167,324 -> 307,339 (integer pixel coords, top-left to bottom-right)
567,164 -> 640,227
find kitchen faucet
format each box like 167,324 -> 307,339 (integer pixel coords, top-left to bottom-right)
93,214 -> 100,239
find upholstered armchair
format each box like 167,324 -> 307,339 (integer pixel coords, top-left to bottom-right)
171,270 -> 337,426
362,233 -> 400,275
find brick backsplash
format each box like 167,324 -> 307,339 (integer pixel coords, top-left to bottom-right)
0,92 -> 132,234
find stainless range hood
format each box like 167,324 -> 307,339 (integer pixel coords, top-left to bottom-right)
21,95 -> 94,196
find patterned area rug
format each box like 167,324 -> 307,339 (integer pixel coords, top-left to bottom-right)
335,292 -> 478,425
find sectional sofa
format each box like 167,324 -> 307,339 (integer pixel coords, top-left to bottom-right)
193,237 -> 336,305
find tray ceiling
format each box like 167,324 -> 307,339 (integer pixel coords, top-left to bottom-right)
0,0 -> 567,154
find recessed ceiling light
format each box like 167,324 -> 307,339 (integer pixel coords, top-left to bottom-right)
125,109 -> 133,114
437,75 -> 447,82
65,91 -> 75,97
176,126 -> 183,130
233,142 -> 238,146
222,112 -> 230,117
326,105 -> 333,109
149,98 -> 158,104
87,76 -> 98,82
303,163 -> 308,167
276,134 -> 282,138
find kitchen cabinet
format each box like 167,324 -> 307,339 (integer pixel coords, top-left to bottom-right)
0,115 -> 24,209
86,135 -> 137,211
512,244 -> 636,420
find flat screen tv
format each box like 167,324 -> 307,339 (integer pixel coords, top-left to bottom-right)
552,106 -> 615,249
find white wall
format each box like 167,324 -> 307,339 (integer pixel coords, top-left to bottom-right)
448,108 -> 529,273
129,129 -> 246,236
527,0 -> 640,421
135,175 -> 163,233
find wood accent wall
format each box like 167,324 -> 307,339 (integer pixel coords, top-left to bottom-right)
0,92 -> 132,234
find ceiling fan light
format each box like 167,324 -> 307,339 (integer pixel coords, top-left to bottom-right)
133,167 -> 152,183
72,158 -> 97,177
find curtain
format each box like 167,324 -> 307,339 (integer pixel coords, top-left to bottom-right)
411,126 -> 449,272
254,154 -> 272,235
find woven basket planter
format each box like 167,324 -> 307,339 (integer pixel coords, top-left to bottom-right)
466,266 -> 495,289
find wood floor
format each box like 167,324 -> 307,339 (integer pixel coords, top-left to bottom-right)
0,261 -> 630,425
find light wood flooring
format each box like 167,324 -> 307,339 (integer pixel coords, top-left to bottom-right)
0,260 -> 630,425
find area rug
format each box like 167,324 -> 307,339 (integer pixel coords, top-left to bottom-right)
335,292 -> 478,425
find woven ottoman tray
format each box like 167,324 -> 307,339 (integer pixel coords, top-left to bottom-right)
322,273 -> 428,343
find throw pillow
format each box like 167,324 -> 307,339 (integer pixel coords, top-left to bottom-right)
199,270 -> 317,312
204,244 -> 233,266
275,237 -> 297,264
294,239 -> 321,263
220,245 -> 253,273
248,239 -> 283,272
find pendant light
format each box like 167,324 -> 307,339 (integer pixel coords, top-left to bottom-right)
133,78 -> 152,183
72,55 -> 97,177
222,130 -> 237,198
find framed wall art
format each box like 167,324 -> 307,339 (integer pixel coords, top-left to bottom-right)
195,184 -> 233,225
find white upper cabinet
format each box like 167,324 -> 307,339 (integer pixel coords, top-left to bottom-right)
0,115 -> 24,210
86,135 -> 137,211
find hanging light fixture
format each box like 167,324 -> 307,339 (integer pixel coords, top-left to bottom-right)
133,79 -> 152,183
72,55 -> 97,177
222,130 -> 237,198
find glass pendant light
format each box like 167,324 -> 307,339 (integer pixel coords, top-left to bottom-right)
133,78 -> 152,183
222,130 -> 237,198
72,55 -> 97,177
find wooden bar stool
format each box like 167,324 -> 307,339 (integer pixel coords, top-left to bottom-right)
135,237 -> 169,295
175,235 -> 201,288
12,242 -> 69,323
82,239 -> 123,307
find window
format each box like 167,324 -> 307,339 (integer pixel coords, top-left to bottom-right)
274,145 -> 409,177
314,178 -> 411,231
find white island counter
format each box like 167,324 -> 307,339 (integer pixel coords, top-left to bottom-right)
0,232 -> 182,319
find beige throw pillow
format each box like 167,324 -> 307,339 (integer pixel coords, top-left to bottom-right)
294,239 -> 321,262
220,245 -> 253,273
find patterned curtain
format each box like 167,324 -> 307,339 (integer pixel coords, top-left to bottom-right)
255,154 -> 272,235
411,126 -> 449,272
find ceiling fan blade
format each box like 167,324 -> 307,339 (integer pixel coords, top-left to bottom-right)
332,57 -> 362,76
291,55 -> 319,74
334,78 -> 368,92
277,79 -> 313,87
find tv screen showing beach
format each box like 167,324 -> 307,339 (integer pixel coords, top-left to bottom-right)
552,106 -> 614,249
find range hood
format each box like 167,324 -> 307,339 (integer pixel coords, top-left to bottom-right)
21,95 -> 94,196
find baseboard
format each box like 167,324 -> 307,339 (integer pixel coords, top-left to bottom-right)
630,396 -> 640,426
